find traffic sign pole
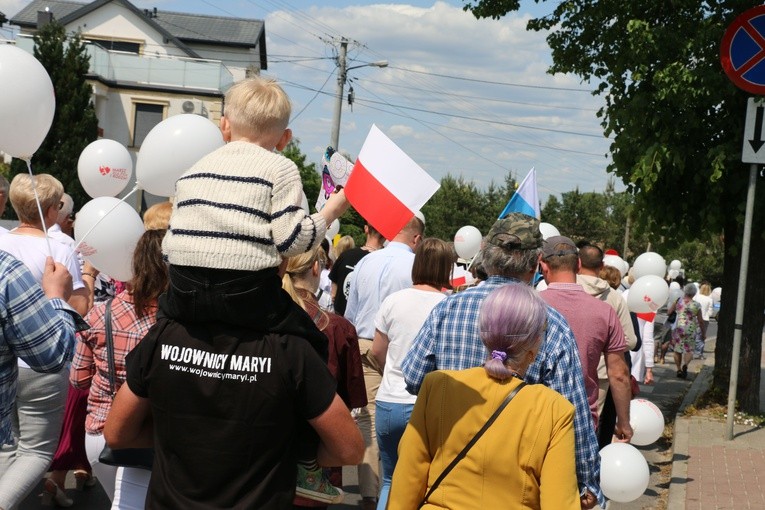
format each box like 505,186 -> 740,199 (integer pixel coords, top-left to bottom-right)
720,6 -> 765,440
725,162 -> 757,441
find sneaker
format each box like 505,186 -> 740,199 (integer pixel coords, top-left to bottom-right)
295,464 -> 344,504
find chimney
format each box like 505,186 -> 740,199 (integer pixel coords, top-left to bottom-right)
37,10 -> 53,28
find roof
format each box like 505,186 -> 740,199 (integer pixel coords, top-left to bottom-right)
10,0 -> 267,67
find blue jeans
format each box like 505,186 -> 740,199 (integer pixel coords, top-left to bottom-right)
375,401 -> 414,510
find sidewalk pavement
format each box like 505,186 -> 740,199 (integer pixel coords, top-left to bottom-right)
666,333 -> 765,510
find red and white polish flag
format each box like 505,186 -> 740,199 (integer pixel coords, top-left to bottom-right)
345,125 -> 440,240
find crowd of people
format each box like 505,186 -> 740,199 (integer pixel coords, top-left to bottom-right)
0,76 -> 715,510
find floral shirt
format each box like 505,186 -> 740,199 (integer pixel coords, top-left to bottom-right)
671,298 -> 701,344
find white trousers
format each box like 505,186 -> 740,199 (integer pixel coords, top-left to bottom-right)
84,432 -> 150,508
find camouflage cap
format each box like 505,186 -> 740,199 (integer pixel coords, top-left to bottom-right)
486,213 -> 542,251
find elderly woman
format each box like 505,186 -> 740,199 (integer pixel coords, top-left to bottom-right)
668,283 -> 706,379
0,174 -> 91,509
388,284 -> 579,510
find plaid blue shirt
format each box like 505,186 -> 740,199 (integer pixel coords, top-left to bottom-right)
0,251 -> 83,445
401,275 -> 604,505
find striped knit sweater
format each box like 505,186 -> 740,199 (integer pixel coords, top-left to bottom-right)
163,141 -> 327,271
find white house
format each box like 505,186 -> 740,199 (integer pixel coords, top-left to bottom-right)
9,0 -> 267,206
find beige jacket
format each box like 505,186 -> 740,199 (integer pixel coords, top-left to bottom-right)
577,274 -> 636,382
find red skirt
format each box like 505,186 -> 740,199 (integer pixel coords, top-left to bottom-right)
49,385 -> 90,471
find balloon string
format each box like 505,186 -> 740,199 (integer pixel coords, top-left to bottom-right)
25,159 -> 53,258
68,186 -> 139,267
466,253 -> 477,271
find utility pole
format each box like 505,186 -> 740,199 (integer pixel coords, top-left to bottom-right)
330,38 -> 348,150
328,38 -> 387,151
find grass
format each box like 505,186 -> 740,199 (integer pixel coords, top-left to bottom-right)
684,385 -> 765,427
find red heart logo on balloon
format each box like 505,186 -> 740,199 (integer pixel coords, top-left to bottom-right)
99,166 -> 111,175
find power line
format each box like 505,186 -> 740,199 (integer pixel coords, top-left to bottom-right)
387,65 -> 595,92
351,81 -> 606,189
365,79 -> 600,112
352,96 -> 605,138
290,68 -> 335,123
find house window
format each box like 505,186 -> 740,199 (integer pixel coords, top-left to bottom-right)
132,103 -> 164,147
87,39 -> 141,54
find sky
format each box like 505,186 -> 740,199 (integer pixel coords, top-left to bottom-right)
0,0 -> 620,204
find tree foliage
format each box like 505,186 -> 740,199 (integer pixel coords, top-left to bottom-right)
9,20 -> 98,213
463,0 -> 760,412
283,138 -> 321,211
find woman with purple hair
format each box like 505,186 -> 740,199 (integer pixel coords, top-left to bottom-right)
387,284 -> 579,510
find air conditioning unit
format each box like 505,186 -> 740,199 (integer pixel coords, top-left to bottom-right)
181,99 -> 208,118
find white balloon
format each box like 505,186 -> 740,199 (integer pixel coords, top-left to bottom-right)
135,114 -> 224,197
630,399 -> 664,446
0,45 -> 55,159
538,222 -> 560,240
454,225 -> 482,259
604,254 -> 628,277
621,258 -> 630,277
667,269 -> 680,280
300,191 -> 309,214
326,219 -> 340,240
600,443 -> 650,502
632,252 -> 667,279
78,139 -> 133,198
74,197 -> 145,281
627,275 -> 669,313
712,287 -> 722,302
669,259 -> 682,270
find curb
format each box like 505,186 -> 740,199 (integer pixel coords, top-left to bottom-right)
665,364 -> 713,510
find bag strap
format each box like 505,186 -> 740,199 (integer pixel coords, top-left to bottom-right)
103,298 -> 117,399
419,381 -> 526,508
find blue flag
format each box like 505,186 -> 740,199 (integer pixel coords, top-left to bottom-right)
498,167 -> 540,219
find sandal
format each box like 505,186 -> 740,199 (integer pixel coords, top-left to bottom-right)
74,469 -> 97,490
41,479 -> 73,507
682,364 -> 688,378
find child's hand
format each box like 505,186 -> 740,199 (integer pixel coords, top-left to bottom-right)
321,189 -> 350,224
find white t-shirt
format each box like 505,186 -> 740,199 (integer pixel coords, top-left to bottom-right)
317,268 -> 333,311
375,287 -> 446,404
0,231 -> 84,370
693,293 -> 713,321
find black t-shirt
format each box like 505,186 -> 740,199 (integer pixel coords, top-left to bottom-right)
126,318 -> 337,509
328,248 -> 370,316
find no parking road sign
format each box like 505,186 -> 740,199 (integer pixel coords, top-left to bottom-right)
721,5 -> 765,95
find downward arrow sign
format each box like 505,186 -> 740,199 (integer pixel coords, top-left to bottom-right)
749,105 -> 765,153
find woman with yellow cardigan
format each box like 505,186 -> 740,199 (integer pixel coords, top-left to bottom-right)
388,284 -> 580,509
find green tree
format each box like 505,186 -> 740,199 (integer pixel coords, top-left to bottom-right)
421,175 -> 492,241
282,139 -> 321,211
463,0 -> 760,412
10,20 -> 98,213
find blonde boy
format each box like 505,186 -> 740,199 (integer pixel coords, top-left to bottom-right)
163,77 -> 348,269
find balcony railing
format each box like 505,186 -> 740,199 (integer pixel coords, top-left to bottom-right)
15,35 -> 233,92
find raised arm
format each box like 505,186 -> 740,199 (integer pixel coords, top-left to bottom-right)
3,256 -> 77,373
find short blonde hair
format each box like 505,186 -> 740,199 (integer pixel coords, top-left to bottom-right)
224,77 -> 291,139
143,201 -> 173,230
333,235 -> 355,260
9,173 -> 63,224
